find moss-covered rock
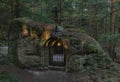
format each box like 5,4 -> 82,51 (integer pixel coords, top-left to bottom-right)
66,32 -> 114,73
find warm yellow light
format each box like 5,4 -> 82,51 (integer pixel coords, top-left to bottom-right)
51,40 -> 56,46
64,44 -> 68,49
40,31 -> 51,46
30,30 -> 38,39
57,42 -> 61,46
63,42 -> 68,49
22,24 -> 28,36
41,31 -> 50,40
45,40 -> 51,47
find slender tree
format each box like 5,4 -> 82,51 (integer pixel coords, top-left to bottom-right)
109,0 -> 116,60
8,0 -> 21,65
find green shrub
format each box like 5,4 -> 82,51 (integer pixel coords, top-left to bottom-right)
0,71 -> 21,82
106,80 -> 112,82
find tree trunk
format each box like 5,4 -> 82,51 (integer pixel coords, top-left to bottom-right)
109,0 -> 116,60
8,0 -> 21,66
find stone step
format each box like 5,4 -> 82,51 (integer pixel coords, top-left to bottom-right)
24,66 -> 48,71
48,65 -> 65,71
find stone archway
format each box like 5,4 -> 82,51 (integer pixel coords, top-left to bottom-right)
44,37 -> 66,67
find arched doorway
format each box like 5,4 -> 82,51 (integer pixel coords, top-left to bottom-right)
45,37 -> 66,67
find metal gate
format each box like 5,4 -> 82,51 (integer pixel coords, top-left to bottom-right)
49,42 -> 66,66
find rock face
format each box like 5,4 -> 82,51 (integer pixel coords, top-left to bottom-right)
18,27 -> 114,72
0,47 -> 8,55
18,38 -> 45,68
63,29 -> 113,72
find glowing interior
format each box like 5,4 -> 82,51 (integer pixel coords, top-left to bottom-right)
22,24 -> 28,36
30,30 -> 38,39
41,31 -> 51,40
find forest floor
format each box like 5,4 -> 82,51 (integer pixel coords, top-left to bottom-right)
0,65 -> 88,82
0,65 -> 96,82
0,65 -> 120,82
0,45 -> 120,82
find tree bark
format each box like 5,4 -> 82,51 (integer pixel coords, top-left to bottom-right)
109,0 -> 116,60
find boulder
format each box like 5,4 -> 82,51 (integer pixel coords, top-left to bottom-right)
65,32 -> 114,72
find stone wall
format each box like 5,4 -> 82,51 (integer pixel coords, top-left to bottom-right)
18,37 -> 46,68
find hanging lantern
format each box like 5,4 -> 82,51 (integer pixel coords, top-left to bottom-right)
57,41 -> 62,46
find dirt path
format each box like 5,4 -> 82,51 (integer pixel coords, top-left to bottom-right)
0,65 -> 89,82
